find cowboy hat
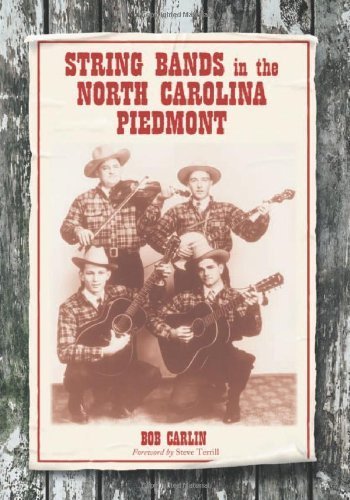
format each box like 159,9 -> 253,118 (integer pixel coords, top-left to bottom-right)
72,246 -> 118,270
84,145 -> 130,178
177,165 -> 221,186
184,235 -> 230,269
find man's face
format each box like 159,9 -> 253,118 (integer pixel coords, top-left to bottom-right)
80,263 -> 111,295
197,258 -> 224,288
98,158 -> 122,188
187,170 -> 213,200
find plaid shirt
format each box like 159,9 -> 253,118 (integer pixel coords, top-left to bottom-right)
60,183 -> 161,251
147,198 -> 269,254
57,284 -> 164,364
147,287 -> 262,341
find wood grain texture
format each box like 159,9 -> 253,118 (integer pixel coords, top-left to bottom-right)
0,0 -> 46,498
47,2 -> 99,499
49,0 -> 100,33
155,0 -> 203,33
261,0 -> 311,33
259,464 -> 309,500
102,0 -> 129,32
48,471 -> 97,500
313,0 -> 350,498
154,470 -> 204,499
207,0 -> 256,33
102,471 -> 152,499
207,467 -> 255,499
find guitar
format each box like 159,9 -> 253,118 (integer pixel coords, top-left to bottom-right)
76,235 -> 180,376
174,189 -> 295,270
158,273 -> 284,375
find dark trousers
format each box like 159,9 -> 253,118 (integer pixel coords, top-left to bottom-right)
107,250 -> 144,289
170,345 -> 255,415
64,360 -> 161,412
174,265 -> 231,294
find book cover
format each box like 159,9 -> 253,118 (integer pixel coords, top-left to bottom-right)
27,33 -> 317,470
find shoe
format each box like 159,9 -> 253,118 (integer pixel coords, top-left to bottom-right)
68,396 -> 89,424
223,404 -> 240,424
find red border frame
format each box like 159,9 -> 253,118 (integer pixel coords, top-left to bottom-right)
36,39 -> 311,464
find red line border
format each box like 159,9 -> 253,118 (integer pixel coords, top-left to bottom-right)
36,39 -> 311,464
306,40 -> 311,460
37,40 -> 41,463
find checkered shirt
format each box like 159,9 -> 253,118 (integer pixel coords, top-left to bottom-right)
147,198 -> 269,254
60,184 -> 161,251
57,285 -> 135,364
147,287 -> 262,341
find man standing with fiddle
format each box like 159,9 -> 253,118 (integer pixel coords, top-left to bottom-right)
148,239 -> 264,424
60,145 -> 171,288
146,164 -> 270,292
57,246 -> 171,423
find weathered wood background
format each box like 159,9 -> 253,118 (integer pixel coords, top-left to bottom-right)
0,0 -> 349,498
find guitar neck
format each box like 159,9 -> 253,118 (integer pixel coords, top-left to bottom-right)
125,254 -> 172,316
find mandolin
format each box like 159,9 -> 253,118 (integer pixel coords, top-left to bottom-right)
158,273 -> 284,375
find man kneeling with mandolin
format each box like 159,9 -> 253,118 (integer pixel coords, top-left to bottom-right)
57,246 -> 171,423
148,238 -> 269,424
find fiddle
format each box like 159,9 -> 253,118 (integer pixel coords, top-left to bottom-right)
110,179 -> 190,209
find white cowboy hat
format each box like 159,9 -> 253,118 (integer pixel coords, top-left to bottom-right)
177,164 -> 221,186
72,246 -> 118,270
183,234 -> 230,270
173,232 -> 230,270
84,145 -> 130,178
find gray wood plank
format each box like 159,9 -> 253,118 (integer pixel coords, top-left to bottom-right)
259,464 -> 309,499
102,0 -> 129,32
208,0 -> 256,33
155,0 -> 204,33
261,0 -> 312,33
207,467 -> 256,499
154,470 -> 204,499
102,471 -> 152,499
313,0 -> 350,498
48,471 -> 98,500
0,0 -> 46,498
49,0 -> 100,33
47,2 -> 100,498
103,0 -> 154,32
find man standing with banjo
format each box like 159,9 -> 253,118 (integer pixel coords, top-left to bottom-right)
146,164 -> 271,292
60,145 -> 173,288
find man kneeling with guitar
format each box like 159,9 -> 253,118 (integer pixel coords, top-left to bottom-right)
57,246 -> 171,423
148,238 -> 270,424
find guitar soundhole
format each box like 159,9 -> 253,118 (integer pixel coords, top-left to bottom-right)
192,318 -> 205,337
112,314 -> 132,334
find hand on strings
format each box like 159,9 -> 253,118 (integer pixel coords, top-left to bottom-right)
170,326 -> 194,343
102,331 -> 130,357
249,202 -> 270,222
75,227 -> 94,247
154,262 -> 172,284
177,241 -> 193,258
256,202 -> 270,216
152,183 -> 176,204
